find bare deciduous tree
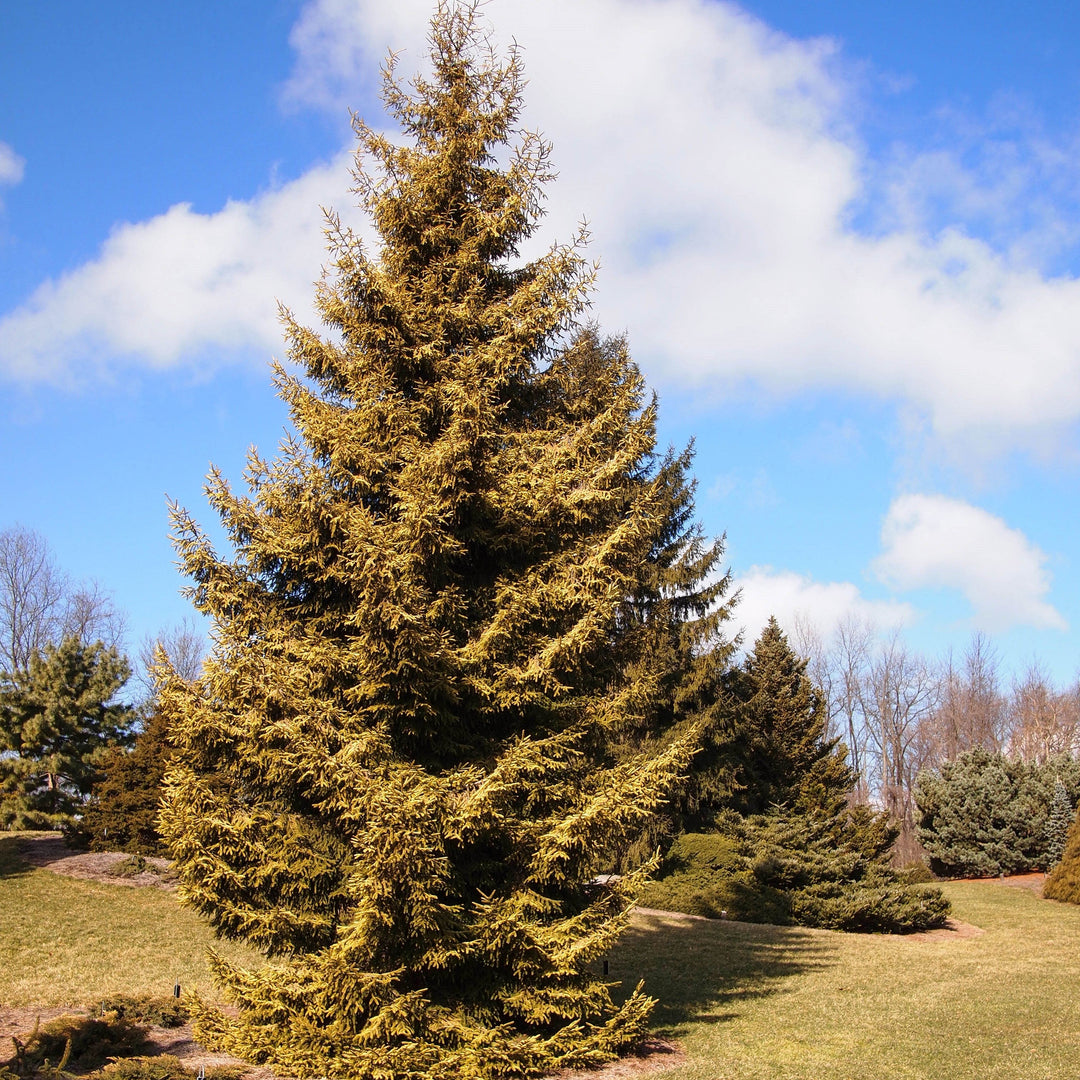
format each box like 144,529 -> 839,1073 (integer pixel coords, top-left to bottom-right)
832,615 -> 877,804
135,616 -> 206,702
1007,663 -> 1080,763
0,525 -> 126,676
862,632 -> 939,825
0,526 -> 66,676
926,632 -> 1006,764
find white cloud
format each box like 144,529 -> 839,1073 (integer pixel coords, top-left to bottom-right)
0,141 -> 25,214
733,566 -> 914,647
282,0 -> 1080,451
0,155 -> 364,385
0,141 -> 25,187
3,0 -> 1080,453
282,0 -> 433,113
872,493 -> 1066,631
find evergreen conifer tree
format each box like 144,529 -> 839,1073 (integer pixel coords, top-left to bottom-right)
600,377 -> 737,856
157,7 -> 731,1077
915,749 -> 1080,877
0,636 -> 135,828
1044,802 -> 1080,904
725,616 -> 854,817
1042,778 -> 1073,870
76,709 -> 172,854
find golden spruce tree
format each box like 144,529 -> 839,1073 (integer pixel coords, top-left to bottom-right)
158,6 -> 731,1077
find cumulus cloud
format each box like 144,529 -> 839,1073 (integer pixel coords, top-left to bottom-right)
0,141 -> 25,187
4,0 -> 1080,452
872,493 -> 1066,631
733,565 -> 914,647
281,0 -> 1080,450
0,155 -> 363,385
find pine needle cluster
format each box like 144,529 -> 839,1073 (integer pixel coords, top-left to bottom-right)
157,6 -> 731,1078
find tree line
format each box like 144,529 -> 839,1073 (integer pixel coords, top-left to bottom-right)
796,619 -> 1079,855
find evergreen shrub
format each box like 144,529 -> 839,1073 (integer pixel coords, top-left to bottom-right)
1044,803 -> 1080,905
91,996 -> 189,1029
96,1058 -> 243,1080
895,862 -> 937,885
638,832 -> 788,924
109,855 -> 151,878
915,749 -> 1080,876
640,813 -> 950,934
4,1016 -> 150,1076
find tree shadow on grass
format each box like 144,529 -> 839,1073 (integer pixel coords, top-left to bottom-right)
0,833 -> 38,879
605,911 -> 837,1037
0,832 -> 71,879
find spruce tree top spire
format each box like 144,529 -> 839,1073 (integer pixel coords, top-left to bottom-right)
160,6 -> 733,1077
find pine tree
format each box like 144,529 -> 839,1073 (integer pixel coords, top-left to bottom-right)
725,616 -> 854,817
1042,778 -> 1073,870
157,7 -> 729,1077
0,636 -> 135,829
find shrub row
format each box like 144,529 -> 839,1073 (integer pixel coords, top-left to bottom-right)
915,749 -> 1080,877
638,811 -> 950,934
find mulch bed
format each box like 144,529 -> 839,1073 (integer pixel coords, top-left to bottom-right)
16,835 -> 175,890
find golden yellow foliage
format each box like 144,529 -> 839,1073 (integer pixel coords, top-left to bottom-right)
157,5 -> 733,1077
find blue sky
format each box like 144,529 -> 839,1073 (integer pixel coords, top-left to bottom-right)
1,0 -> 1078,687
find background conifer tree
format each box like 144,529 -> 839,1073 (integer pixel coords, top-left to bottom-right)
157,7 -> 730,1077
75,627 -> 204,854
1044,802 -> 1080,904
75,709 -> 172,854
1041,778 -> 1073,870
0,636 -> 135,828
915,748 -> 1080,876
726,616 -> 854,816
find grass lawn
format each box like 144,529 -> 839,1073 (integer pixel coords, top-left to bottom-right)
615,881 -> 1080,1080
0,835 -> 255,1007
3,835 -> 1079,1079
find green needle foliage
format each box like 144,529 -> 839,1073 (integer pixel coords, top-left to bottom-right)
724,616 -> 854,818
74,710 -> 172,855
640,808 -> 948,934
1042,778 -> 1074,870
0,637 -> 135,829
1044,801 -> 1080,904
915,748 -> 1080,877
157,6 -> 731,1078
